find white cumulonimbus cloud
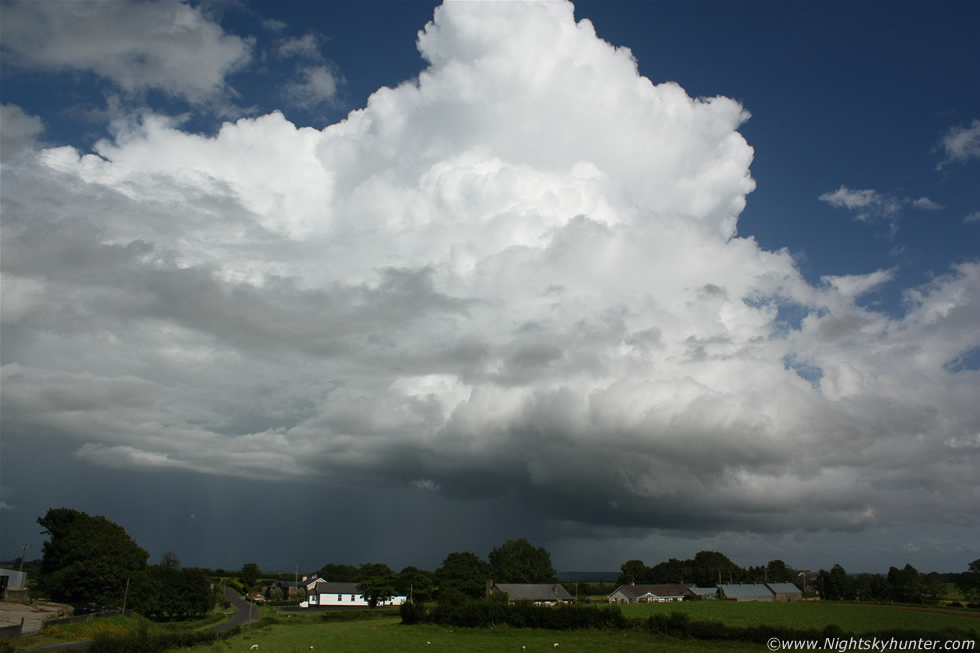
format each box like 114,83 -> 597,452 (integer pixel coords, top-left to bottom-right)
1,1 -> 978,540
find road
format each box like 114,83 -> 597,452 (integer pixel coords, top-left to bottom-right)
210,585 -> 262,632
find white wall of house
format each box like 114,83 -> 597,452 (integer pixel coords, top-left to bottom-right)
306,593 -> 407,607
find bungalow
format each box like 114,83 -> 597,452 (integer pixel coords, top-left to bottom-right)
491,583 -> 574,605
608,583 -> 694,603
300,578 -> 406,608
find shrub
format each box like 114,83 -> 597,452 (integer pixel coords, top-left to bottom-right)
400,601 -> 427,625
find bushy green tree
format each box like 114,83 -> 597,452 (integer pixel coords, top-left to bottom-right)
488,538 -> 555,583
396,566 -> 435,603
957,559 -> 980,603
435,552 -> 490,600
817,564 -> 854,600
37,508 -> 149,606
888,564 -> 923,604
854,573 -> 890,601
357,563 -> 396,608
617,559 -> 649,586
317,563 -> 359,582
238,563 -> 261,590
921,572 -> 947,605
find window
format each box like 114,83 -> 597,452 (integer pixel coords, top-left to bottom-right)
337,594 -> 343,601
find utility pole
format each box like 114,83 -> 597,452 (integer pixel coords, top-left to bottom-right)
18,544 -> 31,573
122,577 -> 130,615
295,560 -> 299,603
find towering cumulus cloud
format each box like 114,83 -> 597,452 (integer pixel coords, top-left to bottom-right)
2,0 -> 978,546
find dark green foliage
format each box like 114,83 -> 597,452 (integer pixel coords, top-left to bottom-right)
817,564 -> 855,600
357,562 -> 396,608
921,572 -> 947,605
488,538 -> 556,583
959,559 -> 980,603
396,566 -> 435,603
617,551 -> 746,586
36,508 -> 150,606
853,573 -> 890,601
435,551 -> 491,600
239,562 -> 261,590
317,563 -> 360,582
399,600 -> 428,625
145,565 -> 214,618
888,564 -> 924,603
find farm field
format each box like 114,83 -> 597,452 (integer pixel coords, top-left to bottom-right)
178,615 -> 764,653
619,600 -> 980,634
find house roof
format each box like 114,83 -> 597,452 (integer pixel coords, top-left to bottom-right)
685,587 -> 718,597
492,583 -> 574,602
610,583 -> 695,599
766,583 -> 802,594
717,583 -> 774,598
306,579 -> 360,594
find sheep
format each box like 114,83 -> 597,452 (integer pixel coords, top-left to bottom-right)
249,646 -> 259,651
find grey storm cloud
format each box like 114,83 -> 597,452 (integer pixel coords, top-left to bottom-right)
1,0 -> 978,558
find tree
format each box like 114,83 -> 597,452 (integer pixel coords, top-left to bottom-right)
957,559 -> 980,603
617,559 -> 649,586
160,552 -> 181,570
396,566 -> 435,603
488,538 -> 555,583
357,563 -> 396,608
317,563 -> 359,582
853,573 -> 890,601
766,560 -> 795,583
239,563 -> 261,590
921,572 -> 947,605
435,552 -> 490,600
888,564 -> 923,604
691,551 -> 743,587
36,508 -> 149,606
817,564 -> 854,601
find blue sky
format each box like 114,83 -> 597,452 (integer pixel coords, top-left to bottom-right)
1,0 -> 978,577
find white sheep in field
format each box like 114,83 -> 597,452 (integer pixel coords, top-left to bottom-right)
249,646 -> 259,651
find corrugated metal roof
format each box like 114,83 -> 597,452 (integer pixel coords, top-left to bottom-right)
718,583 -> 774,598
765,582 -> 802,594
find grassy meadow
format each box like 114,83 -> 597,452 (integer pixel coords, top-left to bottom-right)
183,615 -> 762,653
619,600 -> 980,634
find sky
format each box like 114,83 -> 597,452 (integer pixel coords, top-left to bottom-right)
1,0 -> 978,578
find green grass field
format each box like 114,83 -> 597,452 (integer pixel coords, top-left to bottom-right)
619,600 -> 980,634
182,615 -> 763,653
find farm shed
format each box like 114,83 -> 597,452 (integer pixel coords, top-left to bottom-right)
766,582 -> 803,601
717,583 -> 775,601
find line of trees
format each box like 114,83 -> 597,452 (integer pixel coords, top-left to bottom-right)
617,551 -> 801,588
815,561 -> 980,605
35,508 -> 215,619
